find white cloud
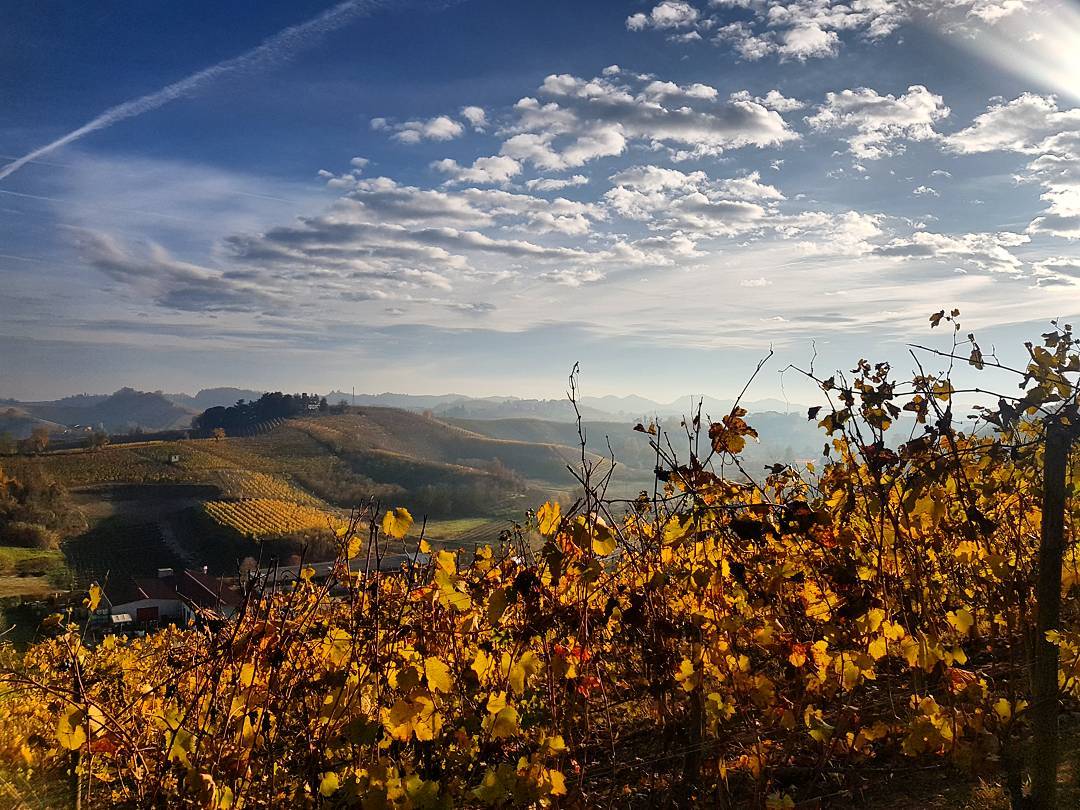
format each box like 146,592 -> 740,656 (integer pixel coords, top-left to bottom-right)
775,210 -> 884,254
806,85 -> 950,159
1033,256 -> 1080,286
740,276 -> 772,287
432,155 -> 522,185
946,94 -> 1080,238
706,1 -> 1027,61
524,175 -> 589,191
498,71 -> 798,170
945,93 -> 1080,154
538,268 -> 605,286
913,185 -> 939,196
604,165 -> 783,235
460,106 -> 488,131
627,2 -> 700,31
375,115 -> 466,143
873,230 -> 1029,273
642,80 -> 719,103
77,231 -> 282,312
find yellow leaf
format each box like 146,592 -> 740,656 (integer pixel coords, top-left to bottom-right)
868,637 -> 888,661
419,538 -> 432,553
542,734 -> 567,754
56,705 -> 87,751
472,649 -> 494,681
319,773 -> 340,797
486,691 -> 507,714
425,657 -> 453,694
507,650 -> 542,696
167,727 -> 195,766
947,608 -> 974,634
435,550 -> 457,576
537,501 -> 561,536
592,522 -> 617,556
382,507 -> 414,539
86,583 -> 102,612
491,706 -> 519,738
346,534 -> 362,559
548,769 -> 567,796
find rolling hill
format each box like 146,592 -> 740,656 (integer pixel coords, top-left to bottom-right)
0,407 -> 65,440
7,406 -> 601,583
165,387 -> 265,411
12,388 -> 195,434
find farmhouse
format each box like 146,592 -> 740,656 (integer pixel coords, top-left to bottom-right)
105,567 -> 242,625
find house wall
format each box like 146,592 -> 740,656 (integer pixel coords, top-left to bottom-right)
110,598 -> 183,621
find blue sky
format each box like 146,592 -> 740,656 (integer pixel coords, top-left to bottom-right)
3,0 -> 1080,401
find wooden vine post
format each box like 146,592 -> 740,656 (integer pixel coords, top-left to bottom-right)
1031,416 -> 1071,809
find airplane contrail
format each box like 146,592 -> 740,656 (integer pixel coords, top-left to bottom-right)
0,0 -> 394,183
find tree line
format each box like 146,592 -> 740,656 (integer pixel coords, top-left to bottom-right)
192,392 -> 333,436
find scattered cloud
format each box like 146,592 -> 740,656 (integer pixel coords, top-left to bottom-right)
498,70 -> 798,169
432,155 -> 522,185
873,230 -> 1029,273
372,114 -> 466,143
806,85 -> 950,159
1033,256 -> 1080,286
538,268 -> 605,286
460,106 -> 488,131
78,230 -> 282,312
626,2 -> 700,32
524,175 -> 589,191
946,94 -> 1080,238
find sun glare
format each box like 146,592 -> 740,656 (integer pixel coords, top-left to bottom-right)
944,0 -> 1080,103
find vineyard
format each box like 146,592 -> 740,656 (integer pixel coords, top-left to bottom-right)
202,498 -> 350,539
7,318 -> 1080,807
207,470 -> 323,506
60,520 -> 187,591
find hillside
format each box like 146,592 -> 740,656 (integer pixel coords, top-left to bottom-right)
447,408 -> 827,483
0,407 -> 65,440
4,407 -> 601,587
291,409 -> 590,481
165,387 -> 265,411
16,388 -> 195,434
318,391 -> 806,422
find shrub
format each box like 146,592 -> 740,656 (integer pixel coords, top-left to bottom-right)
0,521 -> 59,550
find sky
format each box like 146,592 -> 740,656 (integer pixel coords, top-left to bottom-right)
3,0 -> 1080,402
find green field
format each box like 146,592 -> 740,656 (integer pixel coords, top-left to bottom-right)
0,547 -> 67,598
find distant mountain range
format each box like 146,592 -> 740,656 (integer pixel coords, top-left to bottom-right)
163,388 -> 266,411
324,391 -> 805,422
1,386 -> 809,440
1,389 -> 195,437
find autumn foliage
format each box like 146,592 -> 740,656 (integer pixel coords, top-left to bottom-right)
3,313 -> 1080,807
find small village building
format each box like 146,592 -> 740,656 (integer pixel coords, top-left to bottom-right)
105,567 -> 242,626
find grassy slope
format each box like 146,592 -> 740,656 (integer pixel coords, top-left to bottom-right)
292,409 -> 592,483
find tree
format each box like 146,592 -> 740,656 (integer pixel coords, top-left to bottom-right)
28,426 -> 48,454
212,427 -> 226,441
84,431 -> 109,452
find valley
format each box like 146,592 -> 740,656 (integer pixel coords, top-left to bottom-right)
0,406 -> 622,598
